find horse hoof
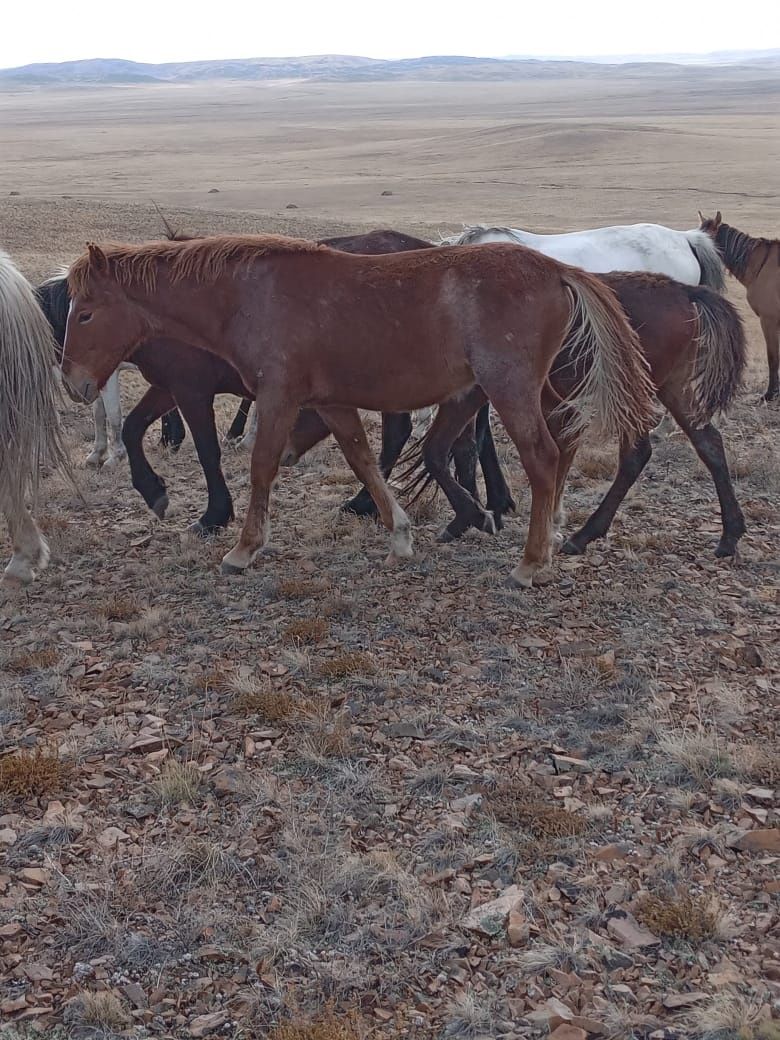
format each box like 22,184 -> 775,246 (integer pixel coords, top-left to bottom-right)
151,494 -> 169,519
220,560 -> 246,576
341,498 -> 378,518
437,527 -> 457,543
481,511 -> 497,536
714,543 -> 736,558
561,538 -> 585,556
508,568 -> 534,589
84,453 -> 104,470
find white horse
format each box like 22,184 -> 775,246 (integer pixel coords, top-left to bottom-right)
442,222 -> 726,436
1,251 -> 72,594
440,221 -> 725,290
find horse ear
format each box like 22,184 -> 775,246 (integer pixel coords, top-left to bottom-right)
86,242 -> 108,272
697,210 -> 704,224
715,210 -> 722,225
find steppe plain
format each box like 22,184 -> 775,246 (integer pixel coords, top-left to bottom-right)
0,68 -> 779,1038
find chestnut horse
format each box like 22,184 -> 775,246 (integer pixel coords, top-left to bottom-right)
61,235 -> 655,587
699,211 -> 780,401
394,272 -> 746,558
40,231 -> 433,534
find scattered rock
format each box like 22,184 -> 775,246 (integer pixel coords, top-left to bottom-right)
189,1011 -> 229,1036
212,765 -> 253,797
461,884 -> 524,936
207,188 -> 220,193
381,190 -> 394,196
606,911 -> 661,949
552,754 -> 592,774
285,203 -> 298,209
507,908 -> 530,947
733,828 -> 780,854
602,946 -> 634,970
550,1026 -> 588,1040
663,992 -> 708,1010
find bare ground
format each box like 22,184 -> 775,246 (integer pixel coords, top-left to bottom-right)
1,77 -> 779,1039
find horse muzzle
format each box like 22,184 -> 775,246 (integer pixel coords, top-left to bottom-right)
62,364 -> 99,406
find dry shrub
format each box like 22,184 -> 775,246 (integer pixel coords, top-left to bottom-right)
488,780 -> 588,839
269,1005 -> 363,1040
576,448 -> 615,480
4,647 -> 58,673
143,836 -> 245,894
234,683 -> 317,727
97,593 -> 140,621
298,711 -> 354,762
155,758 -> 202,806
277,577 -> 330,599
319,651 -> 374,681
194,662 -> 235,693
636,890 -> 724,943
655,725 -> 735,784
283,618 -> 330,645
0,749 -> 70,798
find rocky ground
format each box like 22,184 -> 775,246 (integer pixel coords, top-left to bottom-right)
1,211 -> 779,1040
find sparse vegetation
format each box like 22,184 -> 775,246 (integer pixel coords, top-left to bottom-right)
636,890 -> 725,943
3,646 -> 58,673
319,651 -> 374,680
488,780 -> 589,838
283,617 -> 330,644
268,1006 -> 363,1040
154,757 -> 202,806
0,748 -> 70,798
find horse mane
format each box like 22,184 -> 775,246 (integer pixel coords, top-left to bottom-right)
440,225 -> 525,247
68,234 -> 327,294
715,222 -> 778,280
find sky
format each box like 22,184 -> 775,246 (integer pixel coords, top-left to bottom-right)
2,0 -> 777,69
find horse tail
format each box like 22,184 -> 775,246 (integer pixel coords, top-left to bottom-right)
0,254 -> 75,515
687,285 -> 746,423
556,269 -> 656,443
685,230 -> 726,292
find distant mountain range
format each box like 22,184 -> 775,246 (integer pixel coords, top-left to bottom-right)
1,51 -> 779,86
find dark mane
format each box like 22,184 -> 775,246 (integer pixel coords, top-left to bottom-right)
68,234 -> 327,294
714,222 -> 779,280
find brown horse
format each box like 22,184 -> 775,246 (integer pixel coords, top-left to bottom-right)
699,210 -> 780,401
61,235 -> 655,587
394,272 -> 747,557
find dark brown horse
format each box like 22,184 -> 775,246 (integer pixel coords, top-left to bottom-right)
384,271 -> 746,557
61,235 -> 655,587
699,210 -> 780,401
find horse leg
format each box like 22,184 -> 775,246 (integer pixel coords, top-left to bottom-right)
221,394 -> 300,574
237,402 -> 257,450
658,386 -> 746,557
475,403 -> 516,528
226,398 -> 253,443
424,394 -> 498,543
317,407 -> 414,563
562,435 -> 652,554
478,380 -> 559,588
1,508 -> 49,593
174,391 -> 235,535
123,387 -> 176,519
342,412 -> 413,517
760,315 -> 779,402
541,383 -> 582,547
281,409 -> 332,466
100,371 -> 127,470
160,408 -> 186,451
86,394 -> 108,468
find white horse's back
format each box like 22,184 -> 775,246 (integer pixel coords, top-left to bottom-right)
445,222 -> 724,288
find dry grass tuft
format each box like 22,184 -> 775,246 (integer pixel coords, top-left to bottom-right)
655,725 -> 735,784
682,991 -> 775,1039
298,711 -> 355,763
0,749 -> 70,799
70,990 -> 129,1031
319,651 -> 374,680
576,448 -> 616,480
488,780 -> 588,839
268,1005 -> 363,1040
194,662 -> 235,693
231,674 -> 317,726
154,758 -> 202,807
636,890 -> 725,943
516,937 -> 591,975
283,617 -> 330,645
3,647 -> 58,673
97,593 -> 140,621
143,836 -> 246,894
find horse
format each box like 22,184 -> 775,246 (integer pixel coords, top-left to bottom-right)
698,210 -> 780,401
61,234 -> 655,588
392,272 -> 747,558
441,222 -> 725,289
42,230 -> 435,535
0,250 -> 72,594
36,275 -> 187,468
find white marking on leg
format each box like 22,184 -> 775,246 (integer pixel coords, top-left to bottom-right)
86,396 -> 108,467
102,371 -> 127,467
238,405 -> 257,450
389,500 -> 413,559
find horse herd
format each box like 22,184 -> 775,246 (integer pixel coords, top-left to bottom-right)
1,209 -> 778,595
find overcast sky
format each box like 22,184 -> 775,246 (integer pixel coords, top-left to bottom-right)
2,0 -> 777,68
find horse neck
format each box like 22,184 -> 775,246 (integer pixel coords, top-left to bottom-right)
132,275 -> 227,357
715,223 -> 761,286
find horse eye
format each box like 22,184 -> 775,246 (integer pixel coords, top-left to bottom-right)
78,312 -> 93,325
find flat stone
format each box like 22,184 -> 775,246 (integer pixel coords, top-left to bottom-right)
607,911 -> 661,949
550,1027 -> 587,1040
734,828 -> 780,854
663,992 -> 708,1010
189,1011 -> 229,1037
552,754 -> 593,774
461,884 -> 524,936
